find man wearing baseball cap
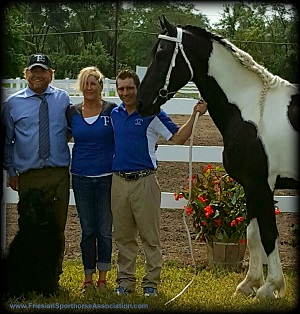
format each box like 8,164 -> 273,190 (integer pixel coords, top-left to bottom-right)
2,53 -> 72,295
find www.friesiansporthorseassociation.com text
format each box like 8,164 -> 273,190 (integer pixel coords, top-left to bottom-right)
9,302 -> 149,310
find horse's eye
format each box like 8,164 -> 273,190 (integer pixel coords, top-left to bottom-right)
156,45 -> 169,59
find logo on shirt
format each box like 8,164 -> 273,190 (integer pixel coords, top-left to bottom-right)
101,116 -> 110,126
135,118 -> 143,126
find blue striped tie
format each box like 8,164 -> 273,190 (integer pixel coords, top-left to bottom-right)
38,94 -> 50,160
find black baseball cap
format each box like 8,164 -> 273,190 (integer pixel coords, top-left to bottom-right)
27,54 -> 52,70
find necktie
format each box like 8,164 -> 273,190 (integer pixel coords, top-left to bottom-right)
38,94 -> 50,159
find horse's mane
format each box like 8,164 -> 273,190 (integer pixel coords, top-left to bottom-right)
182,24 -> 290,90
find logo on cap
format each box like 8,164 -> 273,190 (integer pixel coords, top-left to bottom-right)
27,54 -> 51,70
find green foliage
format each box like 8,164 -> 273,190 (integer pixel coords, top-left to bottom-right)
117,1 -> 209,69
2,3 -> 32,77
52,42 -> 114,79
175,164 -> 280,244
175,164 -> 248,244
2,259 -> 298,312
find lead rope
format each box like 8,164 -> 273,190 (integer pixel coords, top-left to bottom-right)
164,100 -> 201,306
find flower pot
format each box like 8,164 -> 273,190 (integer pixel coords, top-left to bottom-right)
206,241 -> 246,271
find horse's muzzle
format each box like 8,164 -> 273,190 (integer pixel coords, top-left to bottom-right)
137,99 -> 162,117
136,100 -> 156,117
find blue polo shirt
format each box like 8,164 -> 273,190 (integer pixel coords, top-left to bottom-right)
111,103 -> 179,172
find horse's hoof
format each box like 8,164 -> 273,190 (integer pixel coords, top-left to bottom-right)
235,279 -> 259,297
255,278 -> 286,299
234,284 -> 256,297
255,285 -> 280,299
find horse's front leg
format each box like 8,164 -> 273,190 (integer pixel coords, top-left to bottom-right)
256,239 -> 286,299
234,218 -> 265,296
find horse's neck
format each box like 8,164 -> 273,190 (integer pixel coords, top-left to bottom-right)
209,41 -> 263,101
197,41 -> 263,127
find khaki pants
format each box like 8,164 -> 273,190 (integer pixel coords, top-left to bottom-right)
111,173 -> 162,291
18,167 -> 70,280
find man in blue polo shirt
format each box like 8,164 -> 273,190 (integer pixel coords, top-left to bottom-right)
111,69 -> 207,297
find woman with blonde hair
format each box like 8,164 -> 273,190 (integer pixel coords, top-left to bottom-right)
67,66 -> 117,292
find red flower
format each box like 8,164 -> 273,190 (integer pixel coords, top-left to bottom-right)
175,165 -> 253,243
239,239 -> 247,245
204,164 -> 212,172
188,175 -> 196,181
184,205 -> 193,216
174,193 -> 183,201
275,207 -> 280,215
204,205 -> 214,218
198,196 -> 207,203
235,216 -> 244,224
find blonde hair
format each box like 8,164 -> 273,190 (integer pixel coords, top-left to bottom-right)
75,66 -> 104,93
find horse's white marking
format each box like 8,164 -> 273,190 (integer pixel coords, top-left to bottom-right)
235,218 -> 285,299
256,239 -> 286,299
207,41 -> 298,191
235,218 -> 264,296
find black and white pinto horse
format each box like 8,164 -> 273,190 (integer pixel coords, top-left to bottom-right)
137,16 -> 299,299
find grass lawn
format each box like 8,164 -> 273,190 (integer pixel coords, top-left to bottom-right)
2,258 -> 298,313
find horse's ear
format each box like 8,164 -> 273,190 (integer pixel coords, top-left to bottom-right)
159,16 -> 165,30
162,15 -> 171,28
161,15 -> 176,36
159,15 -> 172,30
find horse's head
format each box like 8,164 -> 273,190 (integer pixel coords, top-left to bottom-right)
137,16 -> 195,116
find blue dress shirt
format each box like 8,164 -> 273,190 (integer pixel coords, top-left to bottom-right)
2,85 -> 72,177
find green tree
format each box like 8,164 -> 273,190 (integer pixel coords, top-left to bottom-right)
52,42 -> 114,79
117,1 -> 209,70
2,3 -> 32,77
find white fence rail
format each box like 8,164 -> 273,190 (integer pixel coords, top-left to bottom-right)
1,78 -> 199,100
1,77 -> 115,97
3,141 -> 298,213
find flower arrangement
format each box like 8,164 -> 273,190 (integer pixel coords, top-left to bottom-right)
174,164 -> 280,244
